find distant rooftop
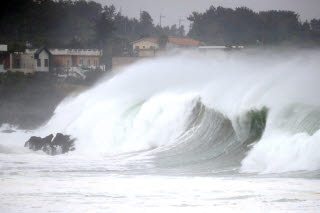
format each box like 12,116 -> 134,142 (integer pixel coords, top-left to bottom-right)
133,37 -> 201,46
26,48 -> 102,56
168,37 -> 200,45
143,37 -> 158,43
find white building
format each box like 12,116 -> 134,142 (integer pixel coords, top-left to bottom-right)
131,37 -> 202,57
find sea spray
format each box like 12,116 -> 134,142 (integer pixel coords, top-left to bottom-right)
1,50 -> 320,174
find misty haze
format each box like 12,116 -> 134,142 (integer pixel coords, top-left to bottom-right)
1,1 -> 320,212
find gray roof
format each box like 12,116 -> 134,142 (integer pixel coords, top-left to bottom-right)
34,46 -> 52,59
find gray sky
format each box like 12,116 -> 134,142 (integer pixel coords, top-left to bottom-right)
97,0 -> 320,29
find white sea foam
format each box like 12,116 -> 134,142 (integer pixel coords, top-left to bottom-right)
1,50 -> 320,174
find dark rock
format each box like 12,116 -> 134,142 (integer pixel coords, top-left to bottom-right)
51,133 -> 75,154
43,134 -> 54,143
24,133 -> 75,155
25,136 -> 44,151
41,134 -> 55,155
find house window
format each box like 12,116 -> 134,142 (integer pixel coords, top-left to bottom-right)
87,59 -> 90,65
79,59 -> 83,65
67,59 -> 70,67
37,59 -> 41,67
44,59 -> 49,67
143,46 -> 145,49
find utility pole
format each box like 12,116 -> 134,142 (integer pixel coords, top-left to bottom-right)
160,14 -> 165,27
178,17 -> 185,36
178,17 -> 184,29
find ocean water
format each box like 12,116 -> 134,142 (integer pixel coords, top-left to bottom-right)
1,50 -> 320,212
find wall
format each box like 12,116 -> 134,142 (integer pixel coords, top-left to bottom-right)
21,54 -> 36,71
53,55 -> 99,67
112,57 -> 142,71
35,51 -> 49,72
9,53 -> 35,73
52,55 -> 72,68
132,40 -> 159,57
75,56 -> 100,67
133,40 -> 158,50
112,49 -> 172,71
138,49 -> 156,57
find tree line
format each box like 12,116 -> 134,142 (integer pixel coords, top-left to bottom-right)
1,1 -> 320,54
188,6 -> 320,47
0,0 -> 184,55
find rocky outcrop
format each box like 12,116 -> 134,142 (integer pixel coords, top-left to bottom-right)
24,133 -> 75,155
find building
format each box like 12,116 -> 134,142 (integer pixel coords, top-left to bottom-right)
34,46 -> 52,72
8,46 -> 52,73
6,47 -> 103,78
26,48 -> 102,70
49,49 -> 102,68
131,37 -> 202,57
23,48 -> 103,74
132,37 -> 159,51
112,37 -> 204,71
131,37 -> 159,57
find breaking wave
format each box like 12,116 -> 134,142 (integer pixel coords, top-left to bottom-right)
1,50 -> 320,175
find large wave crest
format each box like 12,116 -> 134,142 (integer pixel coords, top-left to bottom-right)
1,50 -> 320,174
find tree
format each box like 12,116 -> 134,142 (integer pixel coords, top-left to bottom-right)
1,1 -> 319,50
311,19 -> 320,34
187,6 -> 317,46
138,11 -> 154,36
94,5 -> 116,47
170,24 -> 178,36
178,25 -> 185,37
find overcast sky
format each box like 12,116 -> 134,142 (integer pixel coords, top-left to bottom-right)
97,0 -> 320,29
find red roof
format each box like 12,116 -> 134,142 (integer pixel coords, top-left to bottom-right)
136,37 -> 200,46
168,37 -> 200,45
